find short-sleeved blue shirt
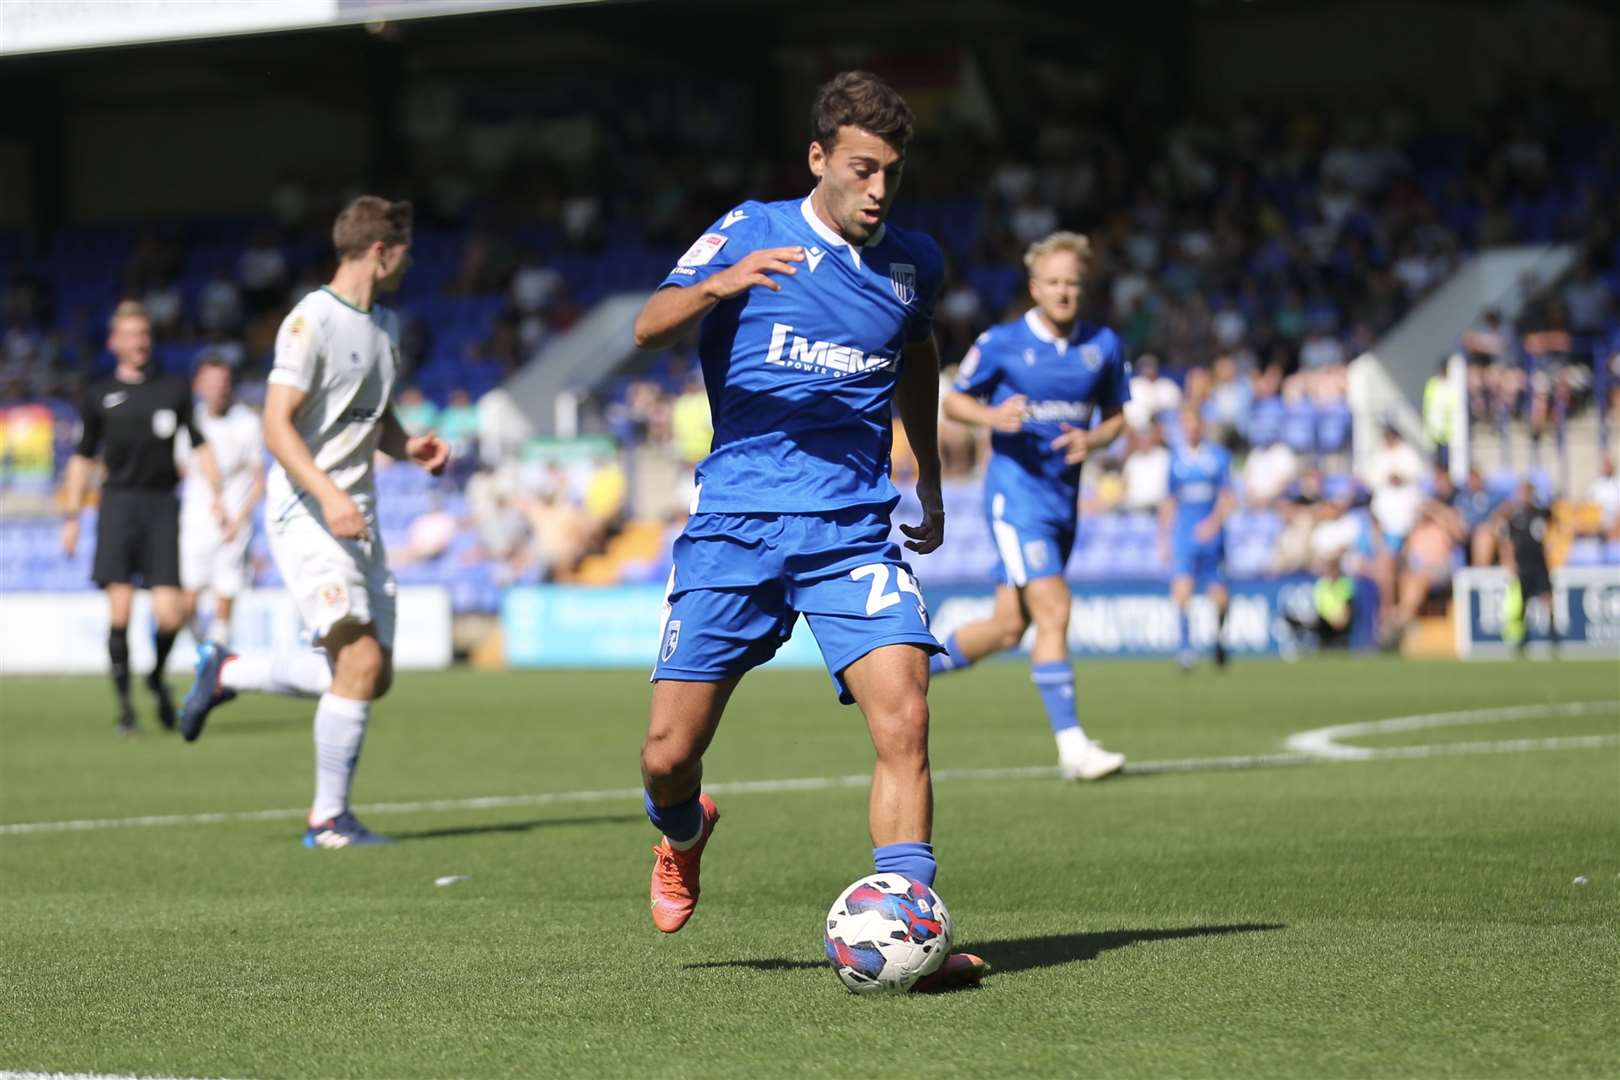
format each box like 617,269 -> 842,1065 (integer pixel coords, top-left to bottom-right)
952,310 -> 1130,527
659,196 -> 945,514
1168,440 -> 1232,542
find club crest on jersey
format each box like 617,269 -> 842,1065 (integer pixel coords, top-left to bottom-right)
1081,343 -> 1104,371
151,409 -> 177,438
889,263 -> 916,305
1024,348 -> 1036,366
661,620 -> 681,663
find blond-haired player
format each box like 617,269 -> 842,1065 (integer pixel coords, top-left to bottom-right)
930,231 -> 1129,780
181,196 -> 449,848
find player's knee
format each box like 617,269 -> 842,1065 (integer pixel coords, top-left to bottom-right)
334,635 -> 386,697
640,729 -> 700,781
872,692 -> 930,765
990,611 -> 1028,651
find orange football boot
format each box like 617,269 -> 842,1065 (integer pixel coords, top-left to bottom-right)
649,794 -> 720,933
911,951 -> 990,993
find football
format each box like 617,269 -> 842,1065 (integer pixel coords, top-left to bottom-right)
823,873 -> 953,994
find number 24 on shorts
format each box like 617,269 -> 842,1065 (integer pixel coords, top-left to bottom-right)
851,564 -> 927,622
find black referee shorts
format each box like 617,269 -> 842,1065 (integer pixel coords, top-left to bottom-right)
92,489 -> 181,588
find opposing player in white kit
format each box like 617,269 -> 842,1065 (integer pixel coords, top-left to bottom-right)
180,196 -> 449,849
179,357 -> 264,646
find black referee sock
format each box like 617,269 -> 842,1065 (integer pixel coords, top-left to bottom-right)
108,628 -> 131,706
150,630 -> 178,685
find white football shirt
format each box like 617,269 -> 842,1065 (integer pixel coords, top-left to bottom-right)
180,401 -> 264,523
266,287 -> 400,517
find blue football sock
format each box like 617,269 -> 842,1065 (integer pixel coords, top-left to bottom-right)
1031,660 -> 1084,736
928,632 -> 971,676
644,788 -> 702,845
873,841 -> 936,886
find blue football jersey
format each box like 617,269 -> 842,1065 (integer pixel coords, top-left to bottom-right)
658,197 -> 944,514
953,310 -> 1130,526
1168,441 -> 1231,540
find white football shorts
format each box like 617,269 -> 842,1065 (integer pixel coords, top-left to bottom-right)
180,516 -> 253,599
267,505 -> 396,649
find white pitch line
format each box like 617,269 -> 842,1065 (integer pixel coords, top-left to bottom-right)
1,700 -> 1615,838
1284,699 -> 1617,759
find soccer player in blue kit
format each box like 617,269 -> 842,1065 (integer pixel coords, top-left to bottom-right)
1158,406 -> 1235,670
928,232 -> 1129,781
630,71 -> 983,989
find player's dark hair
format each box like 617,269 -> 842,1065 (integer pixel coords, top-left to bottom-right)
332,195 -> 413,259
811,71 -> 914,153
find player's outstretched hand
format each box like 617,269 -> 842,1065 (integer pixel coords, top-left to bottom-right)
901,478 -> 945,555
406,432 -> 451,476
988,394 -> 1029,434
320,490 -> 369,541
703,247 -> 805,300
60,517 -> 78,558
1050,422 -> 1089,464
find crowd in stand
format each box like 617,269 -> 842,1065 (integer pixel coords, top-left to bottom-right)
3,86 -> 1617,609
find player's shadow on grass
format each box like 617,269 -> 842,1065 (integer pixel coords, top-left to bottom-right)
974,922 -> 1284,976
683,923 -> 1284,978
390,813 -> 643,841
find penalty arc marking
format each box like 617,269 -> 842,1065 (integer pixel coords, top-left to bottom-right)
0,699 -> 1614,838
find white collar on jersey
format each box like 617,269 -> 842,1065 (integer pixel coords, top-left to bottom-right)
799,195 -> 887,269
1023,308 -> 1084,353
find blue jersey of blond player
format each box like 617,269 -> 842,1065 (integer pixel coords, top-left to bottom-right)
1167,438 -> 1232,587
652,196 -> 946,701
952,310 -> 1130,584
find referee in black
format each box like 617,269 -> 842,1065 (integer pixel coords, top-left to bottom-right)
61,301 -> 225,735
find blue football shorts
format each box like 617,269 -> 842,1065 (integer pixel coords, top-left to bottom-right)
986,492 -> 1074,588
1171,532 -> 1227,589
652,504 -> 941,704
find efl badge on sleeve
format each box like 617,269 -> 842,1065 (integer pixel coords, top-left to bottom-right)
889,263 -> 916,305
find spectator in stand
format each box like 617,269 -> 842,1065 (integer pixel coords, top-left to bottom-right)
511,252 -> 563,353
1362,424 -> 1426,551
1461,308 -> 1517,423
1120,424 -> 1169,512
1242,432 -> 1298,509
1422,358 -> 1456,469
1454,465 -> 1505,565
1124,352 -> 1181,432
1299,328 -> 1346,371
1562,259 -> 1612,336
1272,466 -> 1326,574
237,228 -> 288,317
395,385 -> 439,437
1382,466 -> 1466,646
1586,453 -> 1620,541
437,388 -> 481,460
1521,302 -> 1578,455
669,375 -> 712,466
198,271 -> 244,337
1204,353 -> 1252,442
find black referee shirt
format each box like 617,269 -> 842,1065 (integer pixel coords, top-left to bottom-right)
77,373 -> 205,492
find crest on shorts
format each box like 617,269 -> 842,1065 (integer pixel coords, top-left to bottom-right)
661,620 -> 682,663
318,583 -> 348,609
889,263 -> 916,305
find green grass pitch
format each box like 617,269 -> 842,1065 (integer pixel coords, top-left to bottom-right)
1,657 -> 1616,1078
